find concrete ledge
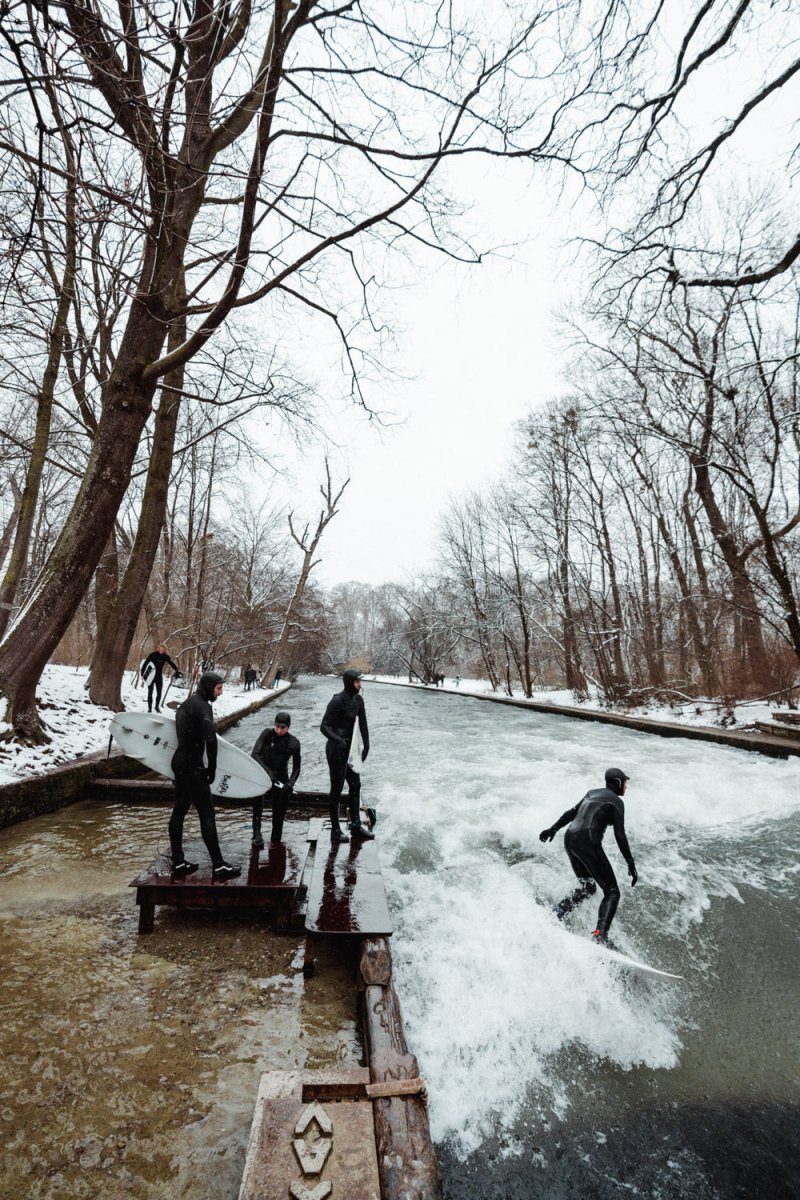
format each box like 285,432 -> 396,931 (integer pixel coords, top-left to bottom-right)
369,678 -> 800,759
0,686 -> 289,830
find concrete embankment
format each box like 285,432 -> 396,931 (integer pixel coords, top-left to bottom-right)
370,678 -> 800,759
0,687 -> 287,830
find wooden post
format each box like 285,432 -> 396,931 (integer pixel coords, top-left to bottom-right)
359,937 -> 442,1200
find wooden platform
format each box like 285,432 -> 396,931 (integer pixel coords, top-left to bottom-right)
305,833 -> 393,938
130,825 -> 312,933
239,1069 -> 380,1200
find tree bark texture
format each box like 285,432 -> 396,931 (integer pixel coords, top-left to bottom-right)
360,936 -> 442,1200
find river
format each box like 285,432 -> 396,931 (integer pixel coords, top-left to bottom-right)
2,676 -> 799,1198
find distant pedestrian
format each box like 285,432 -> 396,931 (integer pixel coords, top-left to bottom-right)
141,643 -> 181,713
539,767 -> 638,948
271,667 -> 283,690
454,674 -> 461,687
250,710 -> 301,847
320,668 -> 373,843
168,672 -> 241,879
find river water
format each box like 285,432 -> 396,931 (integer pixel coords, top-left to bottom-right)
2,677 -> 799,1198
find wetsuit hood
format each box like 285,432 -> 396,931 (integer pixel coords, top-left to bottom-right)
275,710 -> 291,726
342,669 -> 362,694
198,671 -> 224,701
605,767 -> 629,796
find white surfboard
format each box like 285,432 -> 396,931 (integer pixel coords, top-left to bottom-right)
595,941 -> 683,981
109,711 -> 271,800
141,660 -> 156,686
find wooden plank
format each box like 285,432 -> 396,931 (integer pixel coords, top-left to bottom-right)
129,826 -> 311,932
305,836 -> 393,937
771,711 -> 800,725
238,1069 -> 380,1200
360,937 -> 442,1200
757,720 -> 800,742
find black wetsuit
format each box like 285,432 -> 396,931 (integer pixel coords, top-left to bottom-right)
251,729 -> 301,843
142,650 -> 180,712
551,787 -> 635,937
168,683 -> 224,868
320,686 -> 369,832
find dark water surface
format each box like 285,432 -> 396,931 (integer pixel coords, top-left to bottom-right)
2,676 -> 799,1198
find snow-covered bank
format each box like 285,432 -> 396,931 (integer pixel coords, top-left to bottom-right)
0,665 -> 289,786
366,673 -> 790,731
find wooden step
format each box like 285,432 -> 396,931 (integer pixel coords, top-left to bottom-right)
771,711 -> 800,726
305,835 -> 393,938
756,720 -> 800,742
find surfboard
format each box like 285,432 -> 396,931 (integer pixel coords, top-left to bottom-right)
594,941 -> 683,981
141,660 -> 156,686
347,720 -> 364,773
109,711 -> 271,800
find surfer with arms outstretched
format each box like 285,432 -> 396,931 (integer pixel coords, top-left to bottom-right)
539,766 -> 638,948
168,671 -> 241,879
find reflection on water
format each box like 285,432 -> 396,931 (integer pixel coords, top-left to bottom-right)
0,798 -> 359,1199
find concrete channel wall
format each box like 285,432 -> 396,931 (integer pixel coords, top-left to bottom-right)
370,678 -> 800,759
0,687 -> 287,831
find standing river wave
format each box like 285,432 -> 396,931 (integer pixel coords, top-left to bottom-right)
2,675 -> 799,1198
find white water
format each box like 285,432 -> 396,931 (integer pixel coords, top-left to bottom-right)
320,684 -> 800,1155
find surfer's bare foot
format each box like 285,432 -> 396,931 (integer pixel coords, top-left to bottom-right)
173,860 -> 198,876
213,862 -> 241,879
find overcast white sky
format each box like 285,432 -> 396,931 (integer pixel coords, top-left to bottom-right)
263,162 -> 573,587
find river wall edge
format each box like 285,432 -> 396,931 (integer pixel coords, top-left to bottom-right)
0,687 -> 289,830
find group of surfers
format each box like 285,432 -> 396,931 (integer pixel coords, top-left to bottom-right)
164,667 -> 638,944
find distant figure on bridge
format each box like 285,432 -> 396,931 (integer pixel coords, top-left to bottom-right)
539,767 -> 638,948
168,671 -> 241,880
250,710 -> 301,847
141,643 -> 181,713
320,668 -> 373,844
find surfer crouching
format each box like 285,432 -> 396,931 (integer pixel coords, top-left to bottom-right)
168,671 -> 241,879
250,710 -> 301,847
539,767 -> 638,947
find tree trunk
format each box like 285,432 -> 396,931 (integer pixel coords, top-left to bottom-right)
0,298 -> 167,740
88,335 -> 185,709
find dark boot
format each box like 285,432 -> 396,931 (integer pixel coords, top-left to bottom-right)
252,817 -> 264,850
350,820 -> 374,841
594,887 -> 620,938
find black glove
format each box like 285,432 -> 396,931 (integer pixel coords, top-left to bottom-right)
334,736 -> 347,751
539,827 -> 555,843
206,768 -> 216,785
284,781 -> 294,794
361,747 -> 369,763
628,863 -> 638,886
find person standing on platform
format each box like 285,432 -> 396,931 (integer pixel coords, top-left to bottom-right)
168,671 -> 241,879
539,767 -> 638,948
250,710 -> 301,847
271,667 -> 283,690
141,643 -> 181,712
320,668 -> 373,843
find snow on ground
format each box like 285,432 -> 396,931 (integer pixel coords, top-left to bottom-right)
0,665 -> 290,786
0,663 -> 792,788
367,673 -> 788,731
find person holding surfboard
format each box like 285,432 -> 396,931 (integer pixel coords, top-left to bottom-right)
168,671 -> 241,879
250,710 -> 301,847
320,668 -> 373,843
539,766 -> 638,948
141,643 -> 181,713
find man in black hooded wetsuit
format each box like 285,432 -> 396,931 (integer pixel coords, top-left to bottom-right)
168,671 -> 241,879
320,668 -> 373,843
250,710 -> 301,847
142,643 -> 181,712
539,767 -> 638,947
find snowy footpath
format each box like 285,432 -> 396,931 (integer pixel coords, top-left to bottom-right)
0,664 -> 289,787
